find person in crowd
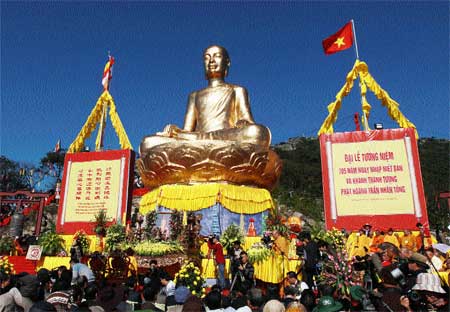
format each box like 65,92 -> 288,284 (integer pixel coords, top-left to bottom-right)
373,264 -> 404,312
230,240 -> 243,283
281,286 -> 298,308
167,285 -> 191,312
46,279 -> 72,312
405,252 -> 430,289
204,289 -> 223,312
207,234 -> 226,289
425,247 -> 443,272
369,229 -> 384,253
70,258 -> 95,286
182,294 -> 204,312
285,301 -> 306,312
221,295 -> 236,312
0,272 -> 34,312
70,238 -> 83,262
231,295 -> 249,311
297,232 -> 319,288
235,251 -> 255,293
283,271 -> 309,300
383,228 -> 400,248
311,295 -> 342,312
247,287 -> 265,311
29,301 -> 57,312
160,272 -> 176,309
140,286 -> 164,311
262,299 -> 285,312
272,230 -> 289,256
147,259 -> 163,294
400,229 -> 416,251
402,273 -> 449,311
298,289 -> 315,311
362,223 -> 372,237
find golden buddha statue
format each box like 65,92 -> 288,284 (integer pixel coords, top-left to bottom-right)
137,45 -> 281,190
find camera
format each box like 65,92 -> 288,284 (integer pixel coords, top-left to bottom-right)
390,267 -> 407,288
261,233 -> 273,249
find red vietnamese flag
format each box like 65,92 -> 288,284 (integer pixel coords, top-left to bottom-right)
322,22 -> 354,55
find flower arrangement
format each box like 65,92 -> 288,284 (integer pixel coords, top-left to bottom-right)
247,242 -> 274,264
105,223 -> 126,252
265,209 -> 289,236
220,224 -> 244,252
169,211 -> 183,241
314,227 -> 346,250
143,211 -> 157,239
73,230 -> 90,254
0,256 -> 15,275
318,248 -> 357,296
93,209 -> 109,236
174,261 -> 205,297
130,241 -> 183,256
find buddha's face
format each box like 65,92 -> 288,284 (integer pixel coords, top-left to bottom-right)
204,46 -> 230,79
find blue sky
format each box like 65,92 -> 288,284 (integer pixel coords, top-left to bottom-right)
1,1 -> 448,164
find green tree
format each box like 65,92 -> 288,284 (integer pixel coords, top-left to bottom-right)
418,138 -> 450,230
0,156 -> 27,192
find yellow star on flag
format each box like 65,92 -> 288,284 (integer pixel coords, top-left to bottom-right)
334,37 -> 346,48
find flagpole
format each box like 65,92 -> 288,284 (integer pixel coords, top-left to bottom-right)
351,19 -> 360,60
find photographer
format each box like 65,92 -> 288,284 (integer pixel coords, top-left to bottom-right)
297,231 -> 319,288
234,251 -> 254,293
373,264 -> 405,312
206,234 -> 226,289
230,240 -> 243,282
401,273 -> 448,312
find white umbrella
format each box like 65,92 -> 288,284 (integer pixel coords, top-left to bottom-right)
432,243 -> 450,254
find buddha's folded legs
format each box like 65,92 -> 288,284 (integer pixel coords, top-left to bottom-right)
140,124 -> 271,156
198,124 -> 271,149
139,135 -> 181,156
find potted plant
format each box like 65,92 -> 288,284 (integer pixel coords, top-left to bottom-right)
93,209 -> 108,236
38,230 -> 66,256
105,223 -> 126,252
72,230 -> 90,255
0,237 -> 14,256
0,256 -> 15,275
174,261 -> 205,297
220,224 -> 244,253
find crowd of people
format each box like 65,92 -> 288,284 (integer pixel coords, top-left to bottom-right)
1,223 -> 449,312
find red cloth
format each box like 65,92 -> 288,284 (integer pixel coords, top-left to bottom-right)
207,241 -> 225,264
322,21 -> 354,55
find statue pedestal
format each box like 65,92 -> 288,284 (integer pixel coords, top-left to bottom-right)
137,141 -> 282,191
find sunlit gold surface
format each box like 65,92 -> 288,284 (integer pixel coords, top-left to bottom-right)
137,140 -> 281,190
138,45 -> 282,190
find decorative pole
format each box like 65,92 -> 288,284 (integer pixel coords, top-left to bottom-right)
351,19 -> 369,130
351,19 -> 360,60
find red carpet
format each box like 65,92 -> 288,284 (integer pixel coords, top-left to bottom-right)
7,256 -> 37,274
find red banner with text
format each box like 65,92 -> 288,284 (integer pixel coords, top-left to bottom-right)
319,128 -> 428,231
57,150 -> 135,234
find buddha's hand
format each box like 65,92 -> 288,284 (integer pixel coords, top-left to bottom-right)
235,119 -> 251,128
158,124 -> 182,137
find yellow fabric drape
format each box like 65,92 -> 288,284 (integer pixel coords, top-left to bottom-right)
139,183 -> 274,215
60,234 -> 99,253
68,91 -> 132,153
200,256 -> 301,284
318,60 -> 418,138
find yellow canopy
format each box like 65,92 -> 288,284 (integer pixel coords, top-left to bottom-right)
139,183 -> 274,215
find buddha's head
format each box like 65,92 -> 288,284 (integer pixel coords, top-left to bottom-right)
203,45 -> 230,80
